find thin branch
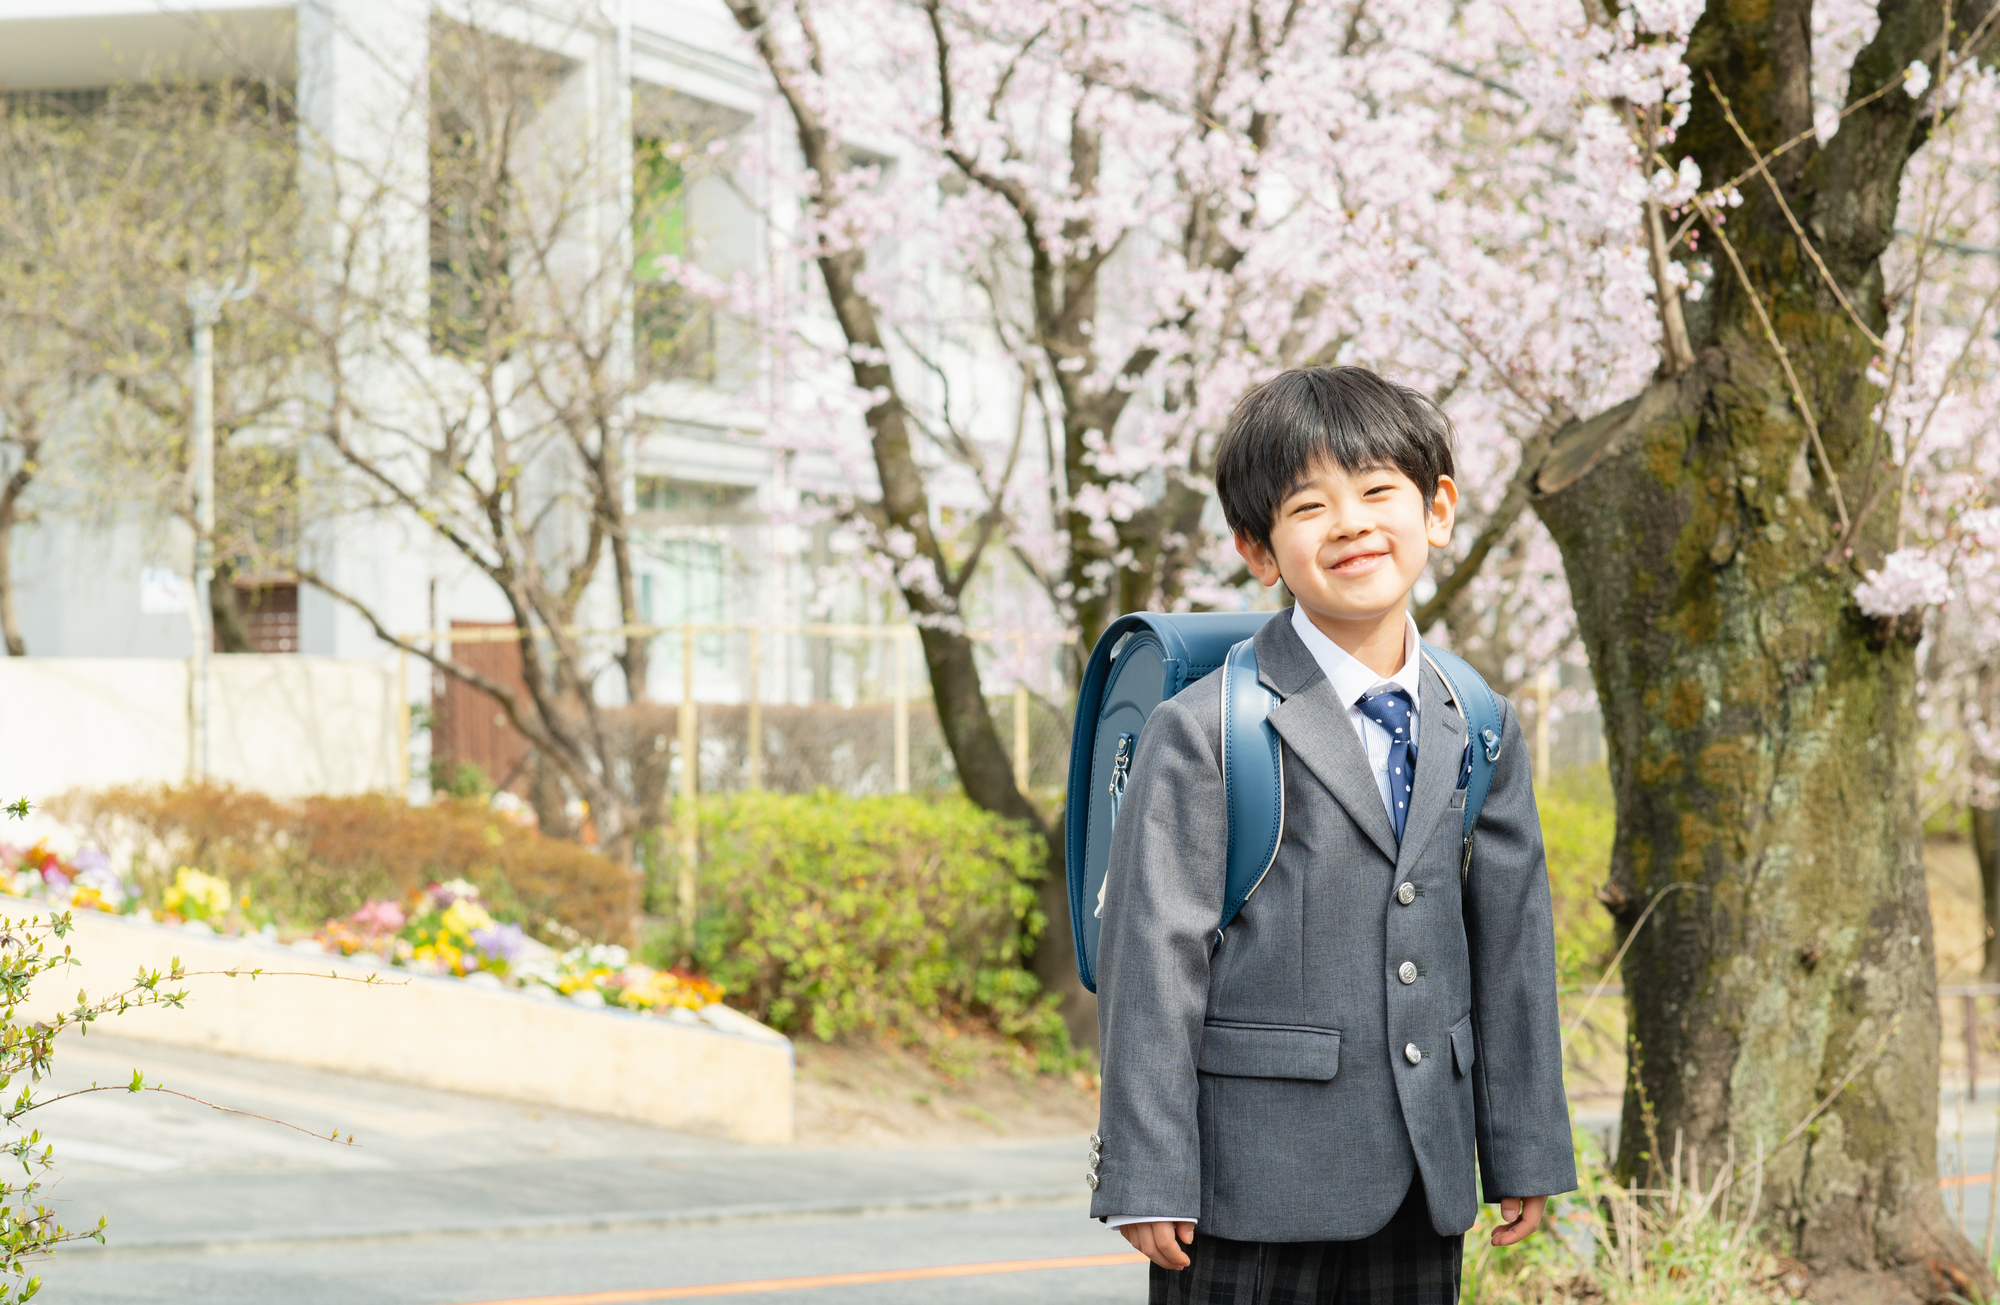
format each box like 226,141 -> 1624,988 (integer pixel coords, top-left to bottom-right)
1664,71 -> 1929,253
1564,883 -> 1692,1046
1763,1019 -> 1898,1161
294,565 -> 581,777
1705,72 -> 1886,352
15,1082 -> 356,1145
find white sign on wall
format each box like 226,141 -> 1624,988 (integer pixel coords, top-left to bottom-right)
138,568 -> 188,615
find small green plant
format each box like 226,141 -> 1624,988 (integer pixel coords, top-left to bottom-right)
0,805 -> 321,1297
0,800 -> 372,1300
428,759 -> 492,801
1462,1130 -> 1799,1305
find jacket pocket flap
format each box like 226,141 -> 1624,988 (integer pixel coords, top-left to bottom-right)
1449,1016 -> 1476,1077
1197,1024 -> 1339,1080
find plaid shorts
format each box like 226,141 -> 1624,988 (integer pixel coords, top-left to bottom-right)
1149,1177 -> 1462,1305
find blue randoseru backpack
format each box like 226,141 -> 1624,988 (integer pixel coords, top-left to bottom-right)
1064,611 -> 1505,994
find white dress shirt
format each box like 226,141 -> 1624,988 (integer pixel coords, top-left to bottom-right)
1105,609 -> 1424,1231
1288,605 -> 1424,819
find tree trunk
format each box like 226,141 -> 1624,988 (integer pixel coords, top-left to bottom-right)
918,625 -> 1094,1050
210,558 -> 252,654
1976,664 -> 1999,986
1978,804 -> 1999,985
0,503 -> 23,658
1535,370 -> 1975,1295
1526,5 -> 1998,1293
0,433 -> 36,657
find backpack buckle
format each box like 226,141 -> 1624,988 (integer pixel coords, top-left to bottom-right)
1107,734 -> 1135,821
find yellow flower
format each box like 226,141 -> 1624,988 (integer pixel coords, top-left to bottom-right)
620,968 -> 722,1011
439,898 -> 495,941
163,867 -> 232,922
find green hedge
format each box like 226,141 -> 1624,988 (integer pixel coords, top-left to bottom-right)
689,790 -> 1068,1059
678,773 -> 1616,1061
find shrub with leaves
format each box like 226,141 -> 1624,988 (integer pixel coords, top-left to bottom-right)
690,790 -> 1070,1064
48,785 -> 638,945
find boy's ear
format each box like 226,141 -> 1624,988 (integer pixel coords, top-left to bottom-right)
1234,532 -> 1283,588
1426,475 -> 1459,549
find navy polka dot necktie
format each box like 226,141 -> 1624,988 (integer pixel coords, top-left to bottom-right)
1356,687 -> 1417,843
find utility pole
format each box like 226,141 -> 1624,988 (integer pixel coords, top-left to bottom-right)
186,274 -> 254,783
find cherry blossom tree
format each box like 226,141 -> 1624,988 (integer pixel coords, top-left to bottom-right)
726,0 -> 2000,1287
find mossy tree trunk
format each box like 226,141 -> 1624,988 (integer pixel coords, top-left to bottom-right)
1531,3 -> 1995,1297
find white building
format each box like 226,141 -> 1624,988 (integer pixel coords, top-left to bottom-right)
0,0 -> 946,780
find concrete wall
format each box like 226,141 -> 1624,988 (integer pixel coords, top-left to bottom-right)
11,901 -> 795,1144
0,656 -> 402,802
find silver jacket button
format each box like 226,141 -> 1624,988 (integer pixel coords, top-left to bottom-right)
1085,1171 -> 1100,1190
1398,961 -> 1418,985
1405,1042 -> 1422,1065
1396,882 -> 1416,905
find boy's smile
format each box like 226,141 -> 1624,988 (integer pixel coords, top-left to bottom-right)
1234,460 -> 1457,677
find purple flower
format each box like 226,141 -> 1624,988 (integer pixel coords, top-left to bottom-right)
471,923 -> 526,965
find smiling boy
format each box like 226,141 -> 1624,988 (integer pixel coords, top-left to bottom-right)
1089,366 -> 1575,1304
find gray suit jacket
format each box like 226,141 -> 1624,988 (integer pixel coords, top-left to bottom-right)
1089,612 -> 1575,1240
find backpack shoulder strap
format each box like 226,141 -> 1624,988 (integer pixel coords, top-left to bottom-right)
1417,642 -> 1503,880
1218,637 -> 1283,938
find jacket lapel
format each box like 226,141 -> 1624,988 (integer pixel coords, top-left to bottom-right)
1255,613 -> 1401,865
1398,656 -> 1468,874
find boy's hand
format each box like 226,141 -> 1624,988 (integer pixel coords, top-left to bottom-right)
1120,1220 -> 1195,1270
1490,1196 -> 1546,1246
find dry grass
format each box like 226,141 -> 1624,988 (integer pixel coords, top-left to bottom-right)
1464,1132 -> 1810,1305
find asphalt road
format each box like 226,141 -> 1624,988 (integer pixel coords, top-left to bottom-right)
24,1035 -> 1137,1305
20,1036 -> 2000,1303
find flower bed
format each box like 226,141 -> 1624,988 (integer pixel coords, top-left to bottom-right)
0,844 -> 724,1020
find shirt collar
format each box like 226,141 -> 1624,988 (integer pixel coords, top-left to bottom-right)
1289,605 -> 1423,709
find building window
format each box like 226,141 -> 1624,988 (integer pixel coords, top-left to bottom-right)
646,538 -> 725,675
635,476 -> 754,516
230,582 -> 299,653
633,139 -> 715,383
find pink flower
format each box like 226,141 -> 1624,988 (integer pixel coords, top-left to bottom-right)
348,899 -> 406,935
1855,550 -> 1951,618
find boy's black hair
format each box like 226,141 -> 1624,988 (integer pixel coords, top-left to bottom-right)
1214,366 -> 1457,552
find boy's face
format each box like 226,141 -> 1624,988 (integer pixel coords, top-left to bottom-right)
1234,460 -> 1457,633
